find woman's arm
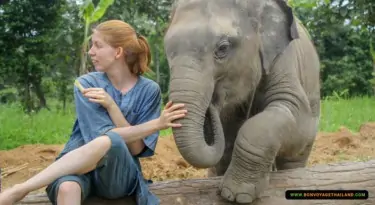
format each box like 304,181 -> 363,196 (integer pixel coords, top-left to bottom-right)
106,104 -> 146,155
82,87 -> 146,155
109,101 -> 185,142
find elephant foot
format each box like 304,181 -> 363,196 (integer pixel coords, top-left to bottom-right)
218,162 -> 270,203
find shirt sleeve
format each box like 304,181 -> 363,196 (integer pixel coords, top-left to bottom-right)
74,76 -> 115,143
135,82 -> 162,158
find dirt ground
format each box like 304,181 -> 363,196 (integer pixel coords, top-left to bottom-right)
1,122 -> 375,194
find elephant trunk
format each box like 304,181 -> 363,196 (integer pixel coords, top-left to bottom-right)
169,65 -> 225,168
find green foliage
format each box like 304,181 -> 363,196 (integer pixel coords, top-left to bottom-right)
0,87 -> 18,104
294,0 -> 374,97
371,39 -> 375,61
0,0 -> 67,112
370,39 -> 375,90
51,2 -> 83,110
288,0 -> 319,9
90,0 -> 115,23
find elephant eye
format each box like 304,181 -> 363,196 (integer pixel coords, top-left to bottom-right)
214,40 -> 231,60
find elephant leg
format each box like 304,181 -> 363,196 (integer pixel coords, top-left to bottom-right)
275,140 -> 313,170
208,107 -> 247,177
218,106 -> 301,204
275,116 -> 319,170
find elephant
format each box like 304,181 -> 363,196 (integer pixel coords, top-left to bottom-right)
164,0 -> 321,203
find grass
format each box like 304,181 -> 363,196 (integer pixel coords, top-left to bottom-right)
319,96 -> 375,132
1,96 -> 375,150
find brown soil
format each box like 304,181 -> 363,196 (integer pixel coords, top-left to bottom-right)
1,122 -> 375,194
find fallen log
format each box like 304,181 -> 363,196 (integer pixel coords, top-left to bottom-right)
17,160 -> 375,205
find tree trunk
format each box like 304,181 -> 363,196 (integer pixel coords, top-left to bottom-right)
155,48 -> 160,84
23,75 -> 32,113
17,160 -> 375,205
32,78 -> 47,110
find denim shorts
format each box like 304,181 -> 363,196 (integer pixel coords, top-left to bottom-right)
45,131 -> 139,204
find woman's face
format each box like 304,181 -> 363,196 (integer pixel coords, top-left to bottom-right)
88,30 -> 118,72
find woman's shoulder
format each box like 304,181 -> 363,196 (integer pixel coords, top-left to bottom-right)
131,76 -> 162,108
76,72 -> 108,88
137,76 -> 161,94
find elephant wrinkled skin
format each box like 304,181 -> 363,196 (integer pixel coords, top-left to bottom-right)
164,0 -> 320,203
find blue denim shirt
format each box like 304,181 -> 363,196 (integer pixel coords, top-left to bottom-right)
58,72 -> 161,205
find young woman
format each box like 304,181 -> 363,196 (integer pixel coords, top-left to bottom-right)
0,20 -> 187,205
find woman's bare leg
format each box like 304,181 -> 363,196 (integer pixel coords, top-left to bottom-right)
0,135 -> 112,205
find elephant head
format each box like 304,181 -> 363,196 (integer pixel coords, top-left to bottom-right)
164,0 -> 299,168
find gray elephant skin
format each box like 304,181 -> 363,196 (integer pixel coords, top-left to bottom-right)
164,0 -> 321,203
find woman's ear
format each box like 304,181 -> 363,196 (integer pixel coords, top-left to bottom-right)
115,47 -> 124,59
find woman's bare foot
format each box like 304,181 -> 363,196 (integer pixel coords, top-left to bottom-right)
0,184 -> 29,205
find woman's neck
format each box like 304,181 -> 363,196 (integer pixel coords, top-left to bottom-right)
106,64 -> 138,94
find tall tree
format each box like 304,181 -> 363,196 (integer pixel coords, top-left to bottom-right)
0,0 -> 66,112
292,0 -> 374,97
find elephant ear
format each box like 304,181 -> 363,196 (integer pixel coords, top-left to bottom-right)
165,0 -> 180,34
258,0 -> 299,74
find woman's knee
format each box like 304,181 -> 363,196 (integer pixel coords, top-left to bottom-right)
95,132 -> 132,169
92,135 -> 112,149
92,133 -> 124,152
105,131 -> 125,146
57,181 -> 81,197
104,131 -> 130,155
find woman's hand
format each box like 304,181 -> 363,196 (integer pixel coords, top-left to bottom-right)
158,101 -> 188,130
82,88 -> 116,109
